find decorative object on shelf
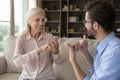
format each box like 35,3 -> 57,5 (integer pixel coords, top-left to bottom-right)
45,26 -> 49,32
117,28 -> 120,33
45,18 -> 47,22
69,16 -> 76,22
75,8 -> 80,11
51,29 -> 55,33
79,27 -> 83,33
44,8 -> 48,11
73,5 -> 77,10
62,5 -> 68,11
68,29 -> 75,32
74,5 -> 80,11
70,4 -> 74,11
57,26 -> 60,32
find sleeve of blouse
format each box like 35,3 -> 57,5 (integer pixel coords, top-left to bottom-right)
13,36 -> 38,67
49,34 -> 63,64
52,52 -> 62,64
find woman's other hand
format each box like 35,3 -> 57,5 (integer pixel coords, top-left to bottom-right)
49,39 -> 59,54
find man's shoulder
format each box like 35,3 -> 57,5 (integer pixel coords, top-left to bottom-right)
109,37 -> 120,46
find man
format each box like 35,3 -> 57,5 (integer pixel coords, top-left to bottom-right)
67,0 -> 120,80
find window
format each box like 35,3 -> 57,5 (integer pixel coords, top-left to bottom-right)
14,0 -> 28,36
0,0 -> 27,54
0,0 -> 10,53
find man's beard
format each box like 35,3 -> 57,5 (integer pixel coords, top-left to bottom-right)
86,25 -> 96,39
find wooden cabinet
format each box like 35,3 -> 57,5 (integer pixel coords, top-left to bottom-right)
67,0 -> 88,37
41,0 -> 61,37
37,0 -> 120,38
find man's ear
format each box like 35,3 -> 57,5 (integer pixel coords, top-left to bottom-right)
93,21 -> 99,30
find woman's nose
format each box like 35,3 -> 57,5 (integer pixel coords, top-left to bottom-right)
39,21 -> 43,25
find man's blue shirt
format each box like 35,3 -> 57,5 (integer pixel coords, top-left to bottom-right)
84,32 -> 120,80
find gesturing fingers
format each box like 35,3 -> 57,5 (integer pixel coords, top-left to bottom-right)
67,43 -> 76,62
67,43 -> 74,48
52,39 -> 59,47
48,40 -> 59,54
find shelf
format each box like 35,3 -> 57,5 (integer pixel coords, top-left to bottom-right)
46,21 -> 61,23
68,32 -> 84,34
69,10 -> 84,12
115,21 -> 120,23
68,21 -> 83,23
51,32 -> 60,34
115,9 -> 120,11
61,11 -> 68,12
45,10 -> 60,12
39,0 -> 120,38
42,0 -> 60,1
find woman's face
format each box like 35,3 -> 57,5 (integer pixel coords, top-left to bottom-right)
28,12 -> 45,33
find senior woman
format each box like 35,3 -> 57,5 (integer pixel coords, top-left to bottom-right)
13,7 -> 62,80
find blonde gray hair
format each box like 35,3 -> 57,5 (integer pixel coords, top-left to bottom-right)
22,7 -> 46,36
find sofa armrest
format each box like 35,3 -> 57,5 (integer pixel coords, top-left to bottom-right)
0,54 -> 7,74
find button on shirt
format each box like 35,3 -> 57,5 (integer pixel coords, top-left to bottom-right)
84,32 -> 120,80
13,31 -> 62,80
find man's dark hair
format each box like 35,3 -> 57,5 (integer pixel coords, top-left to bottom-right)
84,0 -> 116,32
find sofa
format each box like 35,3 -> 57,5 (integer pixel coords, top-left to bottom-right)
0,36 -> 96,80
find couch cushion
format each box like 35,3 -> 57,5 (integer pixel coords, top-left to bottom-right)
4,36 -> 22,73
0,54 -> 6,74
0,73 -> 20,80
53,38 -> 96,80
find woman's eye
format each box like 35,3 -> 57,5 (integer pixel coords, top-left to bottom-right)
42,19 -> 45,22
35,18 -> 45,22
36,18 -> 40,21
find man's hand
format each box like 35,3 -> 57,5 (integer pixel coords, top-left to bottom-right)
67,35 -> 88,62
77,35 -> 88,54
67,43 -> 76,63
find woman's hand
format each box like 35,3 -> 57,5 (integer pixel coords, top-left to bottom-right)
37,39 -> 59,54
48,39 -> 59,54
37,43 -> 51,54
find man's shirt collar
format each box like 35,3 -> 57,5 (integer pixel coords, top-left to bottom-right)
96,32 -> 115,56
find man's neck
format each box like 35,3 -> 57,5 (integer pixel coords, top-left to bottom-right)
96,31 -> 111,42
